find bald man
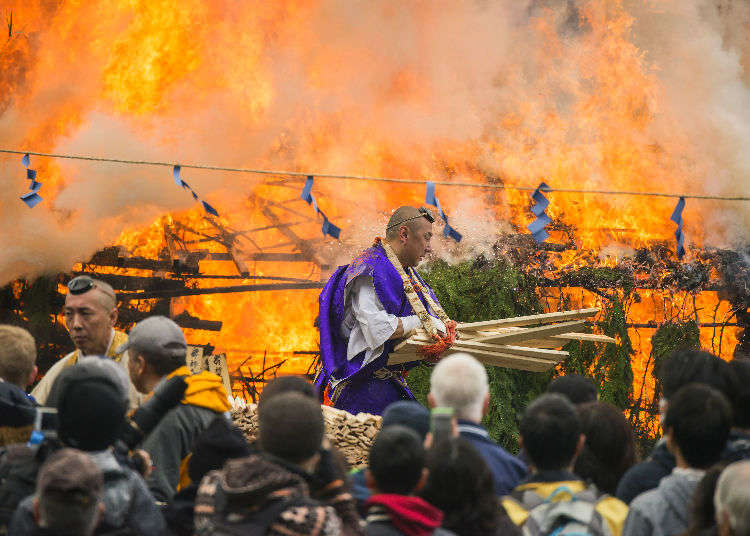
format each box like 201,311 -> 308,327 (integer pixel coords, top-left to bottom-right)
316,206 -> 450,415
31,276 -> 143,409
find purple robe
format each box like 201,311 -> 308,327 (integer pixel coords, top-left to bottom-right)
316,243 -> 443,415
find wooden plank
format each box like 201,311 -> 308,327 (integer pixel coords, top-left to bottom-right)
387,341 -> 560,372
119,281 -> 324,300
473,320 -> 587,344
457,308 -> 599,331
554,333 -> 616,343
398,335 -> 567,361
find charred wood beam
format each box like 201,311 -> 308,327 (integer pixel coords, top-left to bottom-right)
204,252 -> 310,262
119,281 -> 324,301
118,307 -> 223,331
85,248 -> 200,273
261,204 -> 325,267
71,272 -> 188,292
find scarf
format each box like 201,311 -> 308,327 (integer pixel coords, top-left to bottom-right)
366,494 -> 444,536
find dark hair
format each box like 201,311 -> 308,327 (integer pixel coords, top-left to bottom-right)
258,376 -> 316,414
548,374 -> 598,405
683,462 -> 728,536
728,358 -> 750,428
368,425 -> 425,495
421,438 -> 508,536
658,348 -> 738,401
520,394 -> 581,471
141,351 -> 184,377
574,401 -> 637,494
258,392 -> 324,464
664,383 -> 732,469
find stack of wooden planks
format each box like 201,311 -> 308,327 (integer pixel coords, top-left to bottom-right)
388,308 -> 615,372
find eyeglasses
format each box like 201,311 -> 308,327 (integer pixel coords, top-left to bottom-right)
67,276 -> 95,295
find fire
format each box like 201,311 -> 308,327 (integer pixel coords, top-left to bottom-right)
1,0 -> 748,411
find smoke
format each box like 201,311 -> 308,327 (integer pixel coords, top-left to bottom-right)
0,0 -> 748,284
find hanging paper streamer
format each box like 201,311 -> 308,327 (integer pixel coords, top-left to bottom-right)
172,165 -> 219,216
19,153 -> 43,208
300,176 -> 341,239
671,196 -> 686,259
425,182 -> 462,242
527,182 -> 552,243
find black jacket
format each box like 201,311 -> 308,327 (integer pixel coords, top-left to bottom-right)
615,440 -> 675,504
0,382 -> 35,447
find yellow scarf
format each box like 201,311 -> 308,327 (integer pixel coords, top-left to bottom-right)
167,366 -> 231,413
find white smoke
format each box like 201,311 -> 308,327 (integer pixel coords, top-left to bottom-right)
0,0 -> 748,284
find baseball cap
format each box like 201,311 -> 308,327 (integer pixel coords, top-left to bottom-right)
115,316 -> 187,358
37,448 -> 103,506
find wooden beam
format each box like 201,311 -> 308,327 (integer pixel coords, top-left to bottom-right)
472,320 -> 587,344
119,281 -> 324,300
388,342 -> 557,372
261,204 -> 326,267
457,308 -> 599,331
400,336 -> 568,360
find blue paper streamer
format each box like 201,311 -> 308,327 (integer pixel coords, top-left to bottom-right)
670,196 -> 686,259
527,182 -> 551,242
425,181 -> 462,242
300,176 -> 341,239
20,153 -> 43,208
172,165 -> 219,217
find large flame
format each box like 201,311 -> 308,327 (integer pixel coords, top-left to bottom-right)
1,1 -> 748,406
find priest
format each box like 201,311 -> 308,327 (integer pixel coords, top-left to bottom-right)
316,206 -> 456,415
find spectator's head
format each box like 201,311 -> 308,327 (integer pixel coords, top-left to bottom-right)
385,206 -> 434,268
258,392 -> 324,468
0,324 -> 37,389
382,401 -> 431,440
728,358 -> 750,430
257,375 -> 316,415
548,374 -> 597,405
658,348 -> 738,410
520,393 -> 584,472
117,316 -> 187,394
0,325 -> 37,446
64,276 -> 118,356
574,401 -> 637,495
428,353 -> 489,423
714,461 -> 750,536
0,325 -> 37,389
33,448 -> 104,536
664,383 -> 732,469
50,358 -> 129,451
420,437 -> 501,535
367,425 -> 427,495
188,416 -> 252,484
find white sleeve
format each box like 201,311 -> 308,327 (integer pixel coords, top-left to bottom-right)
350,275 -> 400,350
344,275 -> 420,364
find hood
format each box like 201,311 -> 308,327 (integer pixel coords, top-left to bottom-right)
649,440 -> 677,471
658,470 -> 703,524
366,494 -> 443,536
168,366 -> 231,413
0,381 -> 35,426
218,454 -> 308,510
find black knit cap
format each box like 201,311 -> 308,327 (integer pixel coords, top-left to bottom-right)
50,359 -> 129,451
188,416 -> 252,483
382,401 -> 430,440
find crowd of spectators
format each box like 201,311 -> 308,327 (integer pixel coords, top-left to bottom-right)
0,277 -> 749,535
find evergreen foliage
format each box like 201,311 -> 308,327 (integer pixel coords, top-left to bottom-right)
410,256 -> 552,451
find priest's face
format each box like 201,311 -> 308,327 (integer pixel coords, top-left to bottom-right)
403,219 -> 434,267
64,289 -> 117,355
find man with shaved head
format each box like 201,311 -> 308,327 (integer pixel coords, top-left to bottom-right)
31,275 -> 143,409
317,206 -> 454,415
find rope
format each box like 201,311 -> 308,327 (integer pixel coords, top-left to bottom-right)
2,148 -> 749,202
